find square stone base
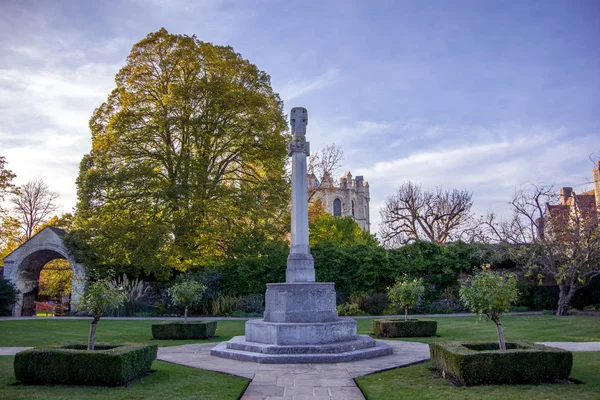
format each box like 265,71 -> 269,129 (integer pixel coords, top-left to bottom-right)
264,282 -> 338,323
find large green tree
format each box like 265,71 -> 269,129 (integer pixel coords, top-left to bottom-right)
73,29 -> 289,279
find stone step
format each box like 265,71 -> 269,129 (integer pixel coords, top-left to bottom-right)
226,335 -> 376,355
211,335 -> 393,364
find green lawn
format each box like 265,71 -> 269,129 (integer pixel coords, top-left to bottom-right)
0,315 -> 598,400
0,315 -> 597,348
356,352 -> 600,400
356,315 -> 600,343
0,319 -> 246,347
0,356 -> 248,400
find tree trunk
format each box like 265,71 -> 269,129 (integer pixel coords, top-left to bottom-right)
404,306 -> 408,321
87,316 -> 100,350
495,320 -> 506,351
557,281 -> 577,316
184,306 -> 188,324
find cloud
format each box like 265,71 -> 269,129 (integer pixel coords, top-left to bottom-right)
353,123 -> 599,234
279,68 -> 340,101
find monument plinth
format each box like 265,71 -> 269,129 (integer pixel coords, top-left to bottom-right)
211,107 -> 392,363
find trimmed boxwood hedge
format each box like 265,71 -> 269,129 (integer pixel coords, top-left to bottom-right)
373,318 -> 437,338
14,343 -> 157,386
430,341 -> 573,386
152,320 -> 217,340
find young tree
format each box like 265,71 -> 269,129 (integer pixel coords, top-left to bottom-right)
380,181 -> 473,247
73,28 -> 289,278
387,277 -> 425,321
0,156 -> 18,255
477,184 -> 600,316
459,269 -> 518,351
12,179 -> 59,240
79,273 -> 127,350
168,280 -> 206,323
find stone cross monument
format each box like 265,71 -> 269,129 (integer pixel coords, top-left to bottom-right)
211,107 -> 391,363
287,107 -> 315,283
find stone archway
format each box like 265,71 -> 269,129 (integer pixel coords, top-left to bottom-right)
2,227 -> 85,317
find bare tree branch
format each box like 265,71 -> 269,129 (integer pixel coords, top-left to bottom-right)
379,181 -> 473,247
11,179 -> 60,239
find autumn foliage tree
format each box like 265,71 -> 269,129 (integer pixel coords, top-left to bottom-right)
72,29 -> 289,279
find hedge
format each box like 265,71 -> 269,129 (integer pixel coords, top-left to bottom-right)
14,343 -> 157,386
373,318 -> 437,338
430,341 -> 573,386
152,320 -> 217,340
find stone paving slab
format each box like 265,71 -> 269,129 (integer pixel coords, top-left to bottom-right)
157,340 -> 430,399
538,342 -> 600,352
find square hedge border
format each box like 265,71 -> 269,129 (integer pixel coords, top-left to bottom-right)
152,320 -> 217,340
373,318 -> 437,338
14,343 -> 158,386
430,341 -> 573,386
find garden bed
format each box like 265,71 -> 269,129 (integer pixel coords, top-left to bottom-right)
373,318 -> 437,337
430,340 -> 573,386
14,343 -> 157,386
151,320 -> 217,340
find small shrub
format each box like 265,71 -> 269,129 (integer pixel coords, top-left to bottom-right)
387,277 -> 425,321
14,343 -> 157,386
168,279 -> 206,323
210,295 -> 240,315
237,293 -> 264,313
509,305 -> 529,312
337,303 -> 368,316
108,274 -> 150,317
430,341 -> 572,386
372,318 -> 437,337
151,320 -> 217,340
0,279 -> 18,316
79,271 -> 127,350
363,293 -> 389,315
542,309 -> 555,316
460,269 -> 518,351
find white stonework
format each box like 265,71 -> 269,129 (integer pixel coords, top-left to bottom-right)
2,227 -> 85,316
310,171 -> 371,232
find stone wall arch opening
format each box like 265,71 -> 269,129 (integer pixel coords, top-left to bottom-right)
2,227 -> 85,317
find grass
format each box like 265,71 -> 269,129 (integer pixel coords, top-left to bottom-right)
0,356 -> 248,400
0,319 -> 245,347
0,315 -> 598,399
356,315 -> 600,343
356,352 -> 600,400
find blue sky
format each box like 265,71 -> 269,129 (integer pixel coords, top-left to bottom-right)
1,0 -> 599,234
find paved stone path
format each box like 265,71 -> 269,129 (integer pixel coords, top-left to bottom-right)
158,341 -> 430,400
2,341 -> 599,399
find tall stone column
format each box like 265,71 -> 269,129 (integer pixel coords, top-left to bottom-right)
286,107 -> 315,283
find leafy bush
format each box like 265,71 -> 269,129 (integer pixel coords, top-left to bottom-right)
509,305 -> 529,312
14,343 -> 157,386
237,293 -> 264,313
362,293 -> 389,315
336,303 -> 367,316
210,295 -> 240,315
542,309 -> 555,315
516,285 -> 559,310
151,321 -> 217,340
430,341 -> 572,386
0,279 -> 17,316
372,318 -> 437,337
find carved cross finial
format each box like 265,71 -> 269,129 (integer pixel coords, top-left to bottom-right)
290,107 -> 308,135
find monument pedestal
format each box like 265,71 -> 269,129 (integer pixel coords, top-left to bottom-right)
211,108 -> 392,363
211,282 -> 393,363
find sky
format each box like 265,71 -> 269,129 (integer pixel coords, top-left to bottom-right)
0,0 -> 599,235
